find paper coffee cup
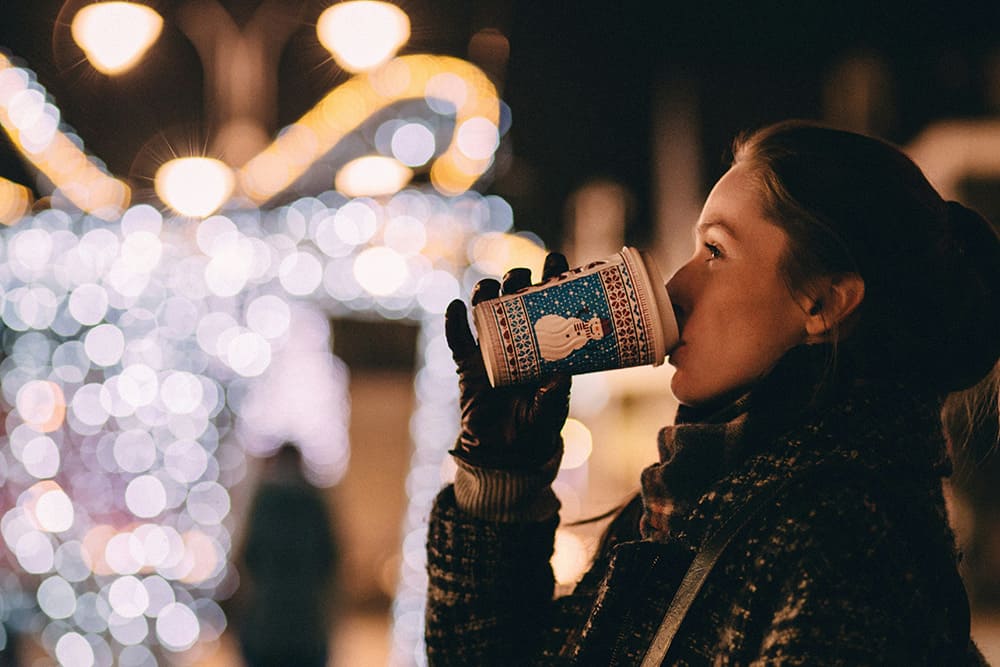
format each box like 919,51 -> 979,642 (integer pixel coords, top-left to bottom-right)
473,247 -> 679,387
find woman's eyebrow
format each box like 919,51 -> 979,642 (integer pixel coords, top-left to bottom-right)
695,218 -> 739,240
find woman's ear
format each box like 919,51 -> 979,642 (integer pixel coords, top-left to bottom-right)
804,273 -> 865,340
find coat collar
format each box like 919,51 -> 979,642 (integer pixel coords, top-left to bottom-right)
639,344 -> 949,546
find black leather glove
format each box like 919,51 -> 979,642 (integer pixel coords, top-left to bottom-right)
445,252 -> 572,469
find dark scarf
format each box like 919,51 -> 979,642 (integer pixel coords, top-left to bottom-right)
564,346 -> 962,666
638,344 -> 951,548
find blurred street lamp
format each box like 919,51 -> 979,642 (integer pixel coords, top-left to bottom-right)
70,1 -> 164,75
154,156 -> 234,217
317,1 -> 411,72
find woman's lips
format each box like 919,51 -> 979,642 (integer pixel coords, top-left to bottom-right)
667,340 -> 685,365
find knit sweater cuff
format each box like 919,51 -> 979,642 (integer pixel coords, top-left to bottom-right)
451,450 -> 562,523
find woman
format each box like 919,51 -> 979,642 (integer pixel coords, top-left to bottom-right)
425,120 -> 999,665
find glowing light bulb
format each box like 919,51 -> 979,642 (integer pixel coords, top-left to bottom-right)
316,1 -> 411,72
71,2 -> 164,75
335,155 -> 412,197
155,158 -> 234,218
353,246 -> 408,295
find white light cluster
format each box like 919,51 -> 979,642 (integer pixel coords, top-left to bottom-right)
0,184 -> 523,665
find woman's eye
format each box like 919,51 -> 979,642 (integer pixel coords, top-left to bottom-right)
704,242 -> 722,260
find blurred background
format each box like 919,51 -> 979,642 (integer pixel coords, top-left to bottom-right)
0,1 -> 998,665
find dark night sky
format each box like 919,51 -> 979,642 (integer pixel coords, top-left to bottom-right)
1,0 -> 998,245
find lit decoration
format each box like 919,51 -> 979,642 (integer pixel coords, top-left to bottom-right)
154,157 -> 235,218
316,1 -> 411,73
0,175 -> 32,224
0,185 -> 524,667
1,13 -> 516,663
334,155 -> 414,197
237,54 -> 501,202
470,230 -> 548,277
390,121 -> 436,167
0,53 -> 130,218
70,2 -> 165,75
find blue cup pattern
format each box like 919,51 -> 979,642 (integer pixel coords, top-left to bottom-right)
475,248 -> 664,386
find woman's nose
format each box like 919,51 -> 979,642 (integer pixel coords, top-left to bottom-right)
665,262 -> 691,306
665,262 -> 694,322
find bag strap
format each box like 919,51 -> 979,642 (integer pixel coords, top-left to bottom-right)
638,474 -> 796,667
639,463 -> 973,666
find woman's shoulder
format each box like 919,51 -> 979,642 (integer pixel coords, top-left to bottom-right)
771,461 -> 947,534
749,460 -> 958,587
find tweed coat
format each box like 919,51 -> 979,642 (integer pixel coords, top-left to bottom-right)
425,350 -> 989,665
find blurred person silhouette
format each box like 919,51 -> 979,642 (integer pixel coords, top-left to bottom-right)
0,621 -> 20,667
234,442 -> 339,667
426,120 -> 999,665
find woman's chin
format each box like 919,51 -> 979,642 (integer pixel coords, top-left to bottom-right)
669,373 -> 696,406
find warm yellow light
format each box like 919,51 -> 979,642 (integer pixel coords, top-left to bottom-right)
71,2 -> 164,75
0,54 -> 131,218
237,55 -> 499,203
155,157 -> 235,218
317,1 -> 410,73
470,232 -> 547,278
335,155 -> 412,197
0,177 -> 32,225
560,418 -> 594,470
551,529 -> 590,586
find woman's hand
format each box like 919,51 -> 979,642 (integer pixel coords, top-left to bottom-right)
445,252 -> 572,469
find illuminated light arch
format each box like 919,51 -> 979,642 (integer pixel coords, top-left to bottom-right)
0,199 -> 542,667
0,53 -> 131,219
237,54 -> 501,203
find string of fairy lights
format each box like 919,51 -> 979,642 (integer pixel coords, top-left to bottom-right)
0,189 -> 534,667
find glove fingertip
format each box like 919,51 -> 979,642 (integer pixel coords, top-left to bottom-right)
543,252 -> 570,280
471,279 -> 501,306
445,299 -> 476,358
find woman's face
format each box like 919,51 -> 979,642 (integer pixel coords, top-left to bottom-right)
666,163 -> 811,406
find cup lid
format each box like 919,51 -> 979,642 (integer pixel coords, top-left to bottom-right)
624,247 -> 678,364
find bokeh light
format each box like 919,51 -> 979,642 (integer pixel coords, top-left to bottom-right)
335,155 -> 413,197
0,175 -> 32,225
0,182 -> 519,663
391,122 -> 436,166
0,53 -> 130,218
551,529 -> 590,587
155,158 -> 235,218
316,1 -> 411,72
71,2 -> 164,75
0,45 -> 519,667
237,54 -> 500,203
560,418 -> 594,470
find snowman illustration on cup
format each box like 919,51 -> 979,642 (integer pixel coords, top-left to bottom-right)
534,308 -> 612,361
